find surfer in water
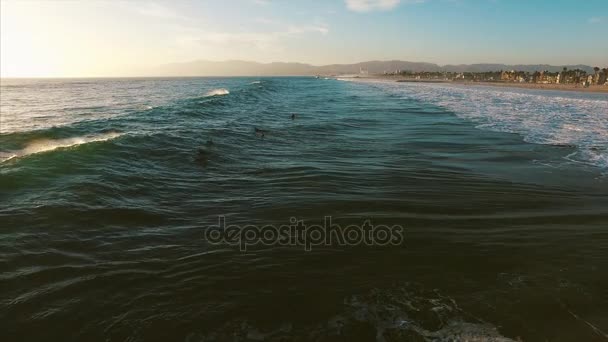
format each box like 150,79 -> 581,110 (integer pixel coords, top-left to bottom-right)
196,148 -> 209,166
291,113 -> 296,120
254,127 -> 267,138
196,138 -> 215,166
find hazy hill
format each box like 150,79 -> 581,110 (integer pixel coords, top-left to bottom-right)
152,60 -> 596,76
155,60 -> 315,76
313,60 -> 441,74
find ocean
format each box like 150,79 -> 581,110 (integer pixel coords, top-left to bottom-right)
1,77 -> 607,341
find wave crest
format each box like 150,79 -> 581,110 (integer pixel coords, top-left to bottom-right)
1,131 -> 123,162
203,88 -> 230,97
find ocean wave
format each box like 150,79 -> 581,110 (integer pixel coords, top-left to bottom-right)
0,131 -> 124,163
203,88 -> 230,97
250,81 -> 262,84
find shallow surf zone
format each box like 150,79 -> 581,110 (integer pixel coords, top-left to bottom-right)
0,131 -> 124,162
203,88 -> 230,97
342,78 -> 608,170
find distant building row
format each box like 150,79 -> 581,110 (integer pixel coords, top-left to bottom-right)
500,68 -> 608,86
382,67 -> 608,86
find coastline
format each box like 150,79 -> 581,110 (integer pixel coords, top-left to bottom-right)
355,76 -> 608,93
453,80 -> 608,93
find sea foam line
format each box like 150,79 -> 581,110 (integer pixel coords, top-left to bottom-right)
346,78 -> 608,169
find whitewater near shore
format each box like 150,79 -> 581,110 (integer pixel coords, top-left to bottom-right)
346,75 -> 608,93
338,76 -> 608,170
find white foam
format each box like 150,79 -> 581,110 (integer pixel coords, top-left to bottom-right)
348,79 -> 608,169
1,131 -> 123,163
203,88 -> 230,97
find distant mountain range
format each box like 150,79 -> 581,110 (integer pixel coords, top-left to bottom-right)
152,60 -> 596,76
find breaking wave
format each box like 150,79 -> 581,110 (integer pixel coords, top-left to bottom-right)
203,88 -> 230,97
0,131 -> 124,162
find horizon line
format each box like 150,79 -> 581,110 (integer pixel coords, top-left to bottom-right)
2,59 -> 605,79
160,58 -> 601,67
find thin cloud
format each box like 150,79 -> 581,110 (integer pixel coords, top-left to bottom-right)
345,0 -> 425,12
179,23 -> 329,52
255,17 -> 279,25
345,0 -> 400,12
286,24 -> 329,35
123,1 -> 328,52
135,2 -> 183,19
588,17 -> 604,24
120,2 -> 196,23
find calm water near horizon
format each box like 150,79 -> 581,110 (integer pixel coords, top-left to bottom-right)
1,77 -> 608,341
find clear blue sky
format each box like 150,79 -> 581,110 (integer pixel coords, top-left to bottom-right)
1,0 -> 607,77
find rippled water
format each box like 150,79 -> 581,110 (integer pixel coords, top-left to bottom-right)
1,77 -> 607,341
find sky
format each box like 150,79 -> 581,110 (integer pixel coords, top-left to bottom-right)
1,0 -> 607,77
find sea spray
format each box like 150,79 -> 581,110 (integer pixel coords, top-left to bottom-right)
0,131 -> 124,162
204,88 -> 230,97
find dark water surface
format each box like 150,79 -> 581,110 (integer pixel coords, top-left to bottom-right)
1,77 -> 608,341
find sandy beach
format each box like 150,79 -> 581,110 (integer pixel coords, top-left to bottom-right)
386,77 -> 608,93
454,80 -> 608,93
